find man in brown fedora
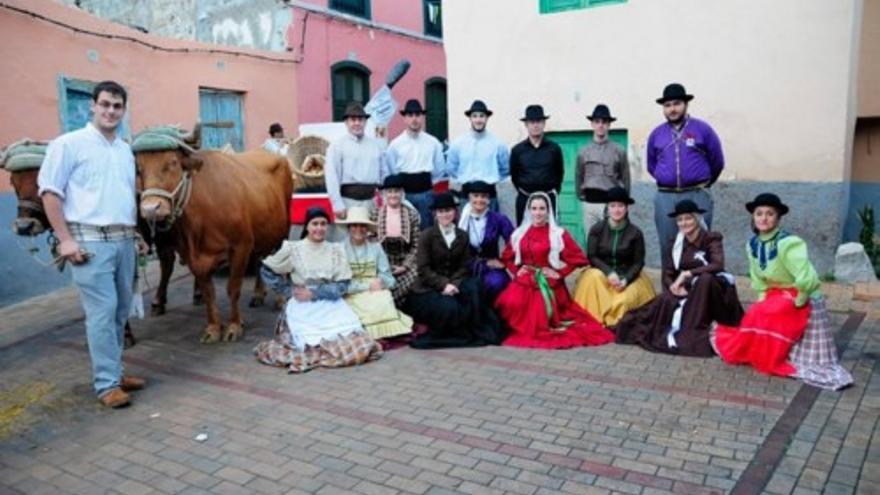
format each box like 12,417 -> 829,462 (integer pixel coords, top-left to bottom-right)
509,104 -> 563,224
325,101 -> 388,219
576,104 -> 629,231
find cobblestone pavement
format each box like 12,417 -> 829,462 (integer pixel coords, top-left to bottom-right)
0,270 -> 877,495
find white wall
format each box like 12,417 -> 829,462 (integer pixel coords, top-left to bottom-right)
443,0 -> 861,182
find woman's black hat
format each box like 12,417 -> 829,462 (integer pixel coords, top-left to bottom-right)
667,199 -> 706,217
431,192 -> 458,210
462,180 -> 493,196
746,193 -> 789,216
380,174 -> 405,190
605,186 -> 634,205
301,206 -> 331,238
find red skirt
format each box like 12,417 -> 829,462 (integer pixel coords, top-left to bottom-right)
496,273 -> 614,349
713,288 -> 810,377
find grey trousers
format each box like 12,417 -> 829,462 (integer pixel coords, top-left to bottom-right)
653,188 -> 714,267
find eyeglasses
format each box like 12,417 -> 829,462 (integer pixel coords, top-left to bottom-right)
97,101 -> 125,111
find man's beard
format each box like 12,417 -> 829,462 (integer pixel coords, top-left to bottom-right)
471,124 -> 485,133
666,113 -> 685,125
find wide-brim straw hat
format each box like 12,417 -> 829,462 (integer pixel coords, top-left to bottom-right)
336,206 -> 376,227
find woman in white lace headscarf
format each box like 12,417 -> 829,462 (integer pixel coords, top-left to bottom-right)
495,192 -> 614,349
614,199 -> 743,357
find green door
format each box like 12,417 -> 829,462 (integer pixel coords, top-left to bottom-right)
546,130 -> 628,250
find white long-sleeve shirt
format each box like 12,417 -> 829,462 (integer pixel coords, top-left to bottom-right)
324,132 -> 388,212
386,130 -> 445,181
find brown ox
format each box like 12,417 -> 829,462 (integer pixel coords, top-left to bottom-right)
7,165 -> 189,316
136,128 -> 292,343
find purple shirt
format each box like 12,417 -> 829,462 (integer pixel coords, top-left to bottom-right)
647,116 -> 724,188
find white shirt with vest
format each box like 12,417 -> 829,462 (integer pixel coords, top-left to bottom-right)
37,122 -> 137,227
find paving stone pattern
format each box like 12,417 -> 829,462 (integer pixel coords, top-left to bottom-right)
0,273 -> 877,495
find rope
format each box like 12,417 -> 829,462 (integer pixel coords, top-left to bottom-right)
141,171 -> 193,231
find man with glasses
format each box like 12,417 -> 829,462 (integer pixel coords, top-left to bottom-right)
38,80 -> 145,408
647,83 -> 724,267
576,104 -> 630,230
386,99 -> 445,227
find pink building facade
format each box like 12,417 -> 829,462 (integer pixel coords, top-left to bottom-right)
285,0 -> 447,141
0,0 -> 298,306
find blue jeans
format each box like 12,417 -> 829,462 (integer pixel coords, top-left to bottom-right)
654,188 -> 714,268
70,239 -> 136,397
405,190 -> 433,228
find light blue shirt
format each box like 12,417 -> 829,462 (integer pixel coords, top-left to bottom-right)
446,130 -> 510,185
37,122 -> 137,226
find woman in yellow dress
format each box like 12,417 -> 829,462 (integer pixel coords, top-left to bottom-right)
339,207 -> 413,341
572,187 -> 655,326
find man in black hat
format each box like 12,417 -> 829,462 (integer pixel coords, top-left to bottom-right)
647,83 -> 724,268
447,100 -> 510,212
324,101 -> 388,219
509,104 -> 564,225
386,99 -> 445,227
576,104 -> 629,230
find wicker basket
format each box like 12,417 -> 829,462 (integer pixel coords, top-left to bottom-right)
287,135 -> 329,192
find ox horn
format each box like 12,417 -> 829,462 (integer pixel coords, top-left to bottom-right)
181,122 -> 202,150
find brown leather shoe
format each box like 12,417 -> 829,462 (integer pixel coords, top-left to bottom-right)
120,376 -> 146,392
99,388 -> 131,408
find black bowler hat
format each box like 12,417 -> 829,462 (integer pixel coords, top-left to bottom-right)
667,199 -> 706,218
520,104 -> 549,122
343,101 -> 370,119
431,192 -> 458,210
605,187 -> 634,205
464,100 -> 493,117
462,180 -> 493,196
746,193 -> 789,216
587,104 -> 617,122
380,174 -> 404,190
400,99 -> 426,116
656,83 -> 694,105
300,206 -> 331,238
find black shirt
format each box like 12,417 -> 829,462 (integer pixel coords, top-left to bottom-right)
509,137 -> 564,193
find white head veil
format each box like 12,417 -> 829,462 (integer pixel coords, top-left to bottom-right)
509,192 -> 566,270
672,213 -> 708,269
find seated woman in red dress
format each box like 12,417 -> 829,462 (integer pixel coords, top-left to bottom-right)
495,192 -> 614,349
711,193 -> 853,390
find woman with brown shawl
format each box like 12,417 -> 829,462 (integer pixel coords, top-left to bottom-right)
614,199 -> 743,356
371,174 -> 421,304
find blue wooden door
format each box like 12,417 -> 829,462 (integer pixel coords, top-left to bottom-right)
199,89 -> 244,151
59,77 -> 130,138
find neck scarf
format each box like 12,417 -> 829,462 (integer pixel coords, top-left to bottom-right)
749,228 -> 789,270
510,192 -> 565,269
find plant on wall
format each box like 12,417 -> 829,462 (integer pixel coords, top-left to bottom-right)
857,205 -> 880,277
